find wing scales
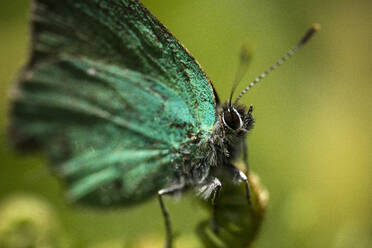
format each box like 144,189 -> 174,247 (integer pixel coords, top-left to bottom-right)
31,0 -> 216,126
10,0 -> 217,205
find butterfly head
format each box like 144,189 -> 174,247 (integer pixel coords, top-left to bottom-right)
220,103 -> 254,136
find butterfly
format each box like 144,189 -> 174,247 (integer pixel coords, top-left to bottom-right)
9,0 -> 318,247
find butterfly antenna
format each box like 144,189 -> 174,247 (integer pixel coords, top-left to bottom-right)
228,44 -> 253,107
233,24 -> 320,105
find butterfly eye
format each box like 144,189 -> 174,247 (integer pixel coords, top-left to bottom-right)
222,107 -> 243,130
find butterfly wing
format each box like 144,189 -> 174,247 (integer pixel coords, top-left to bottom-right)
10,0 -> 217,206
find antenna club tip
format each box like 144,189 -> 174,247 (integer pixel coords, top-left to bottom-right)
299,23 -> 321,45
312,23 -> 321,31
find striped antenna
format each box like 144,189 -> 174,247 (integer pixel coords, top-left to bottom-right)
233,24 -> 320,105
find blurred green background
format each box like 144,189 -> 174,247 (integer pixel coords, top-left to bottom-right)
1,0 -> 371,247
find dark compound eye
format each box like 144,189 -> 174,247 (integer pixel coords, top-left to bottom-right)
222,107 -> 243,130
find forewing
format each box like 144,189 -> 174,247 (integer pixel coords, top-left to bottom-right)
30,0 -> 217,125
10,0 -> 217,205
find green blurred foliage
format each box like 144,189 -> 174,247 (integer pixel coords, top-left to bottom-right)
1,0 -> 371,247
0,194 -> 60,248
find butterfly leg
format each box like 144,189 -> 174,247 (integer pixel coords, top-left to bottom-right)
242,105 -> 254,173
209,177 -> 222,233
225,163 -> 252,205
158,184 -> 186,248
233,165 -> 252,205
242,138 -> 250,173
238,168 -> 252,205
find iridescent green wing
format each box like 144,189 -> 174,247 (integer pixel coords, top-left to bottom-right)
10,0 -> 217,206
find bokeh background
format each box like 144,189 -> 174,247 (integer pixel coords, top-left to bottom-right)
1,0 -> 371,247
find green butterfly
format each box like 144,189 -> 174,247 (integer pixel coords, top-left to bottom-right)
9,0 -> 318,247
